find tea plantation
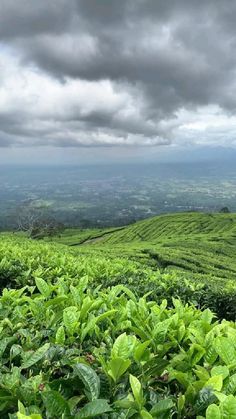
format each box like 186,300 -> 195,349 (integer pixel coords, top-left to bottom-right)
1,213 -> 236,418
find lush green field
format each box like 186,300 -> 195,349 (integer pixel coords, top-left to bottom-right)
1,213 -> 236,417
50,213 -> 236,246
44,226 -> 124,246
95,213 -> 236,244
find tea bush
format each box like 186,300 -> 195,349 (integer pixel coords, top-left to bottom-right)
2,277 -> 236,418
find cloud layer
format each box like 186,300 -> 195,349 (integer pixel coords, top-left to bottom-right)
1,0 -> 236,148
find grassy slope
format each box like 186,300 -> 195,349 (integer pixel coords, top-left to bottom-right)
44,226 -> 124,246
53,212 -> 236,246
51,212 -> 236,285
99,212 -> 236,243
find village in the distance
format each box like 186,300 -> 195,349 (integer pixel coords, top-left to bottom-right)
1,161 -> 236,230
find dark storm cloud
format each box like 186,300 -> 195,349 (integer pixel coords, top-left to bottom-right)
0,0 -> 73,38
1,0 -> 236,148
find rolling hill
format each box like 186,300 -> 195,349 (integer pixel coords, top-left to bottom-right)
50,212 -> 236,285
91,212 -> 236,244
51,212 -> 236,246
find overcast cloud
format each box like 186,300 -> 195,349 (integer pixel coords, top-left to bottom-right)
1,0 -> 236,151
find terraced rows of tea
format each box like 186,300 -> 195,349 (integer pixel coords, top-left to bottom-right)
65,213 -> 236,286
97,213 -> 236,244
2,213 -> 236,417
49,213 -> 236,247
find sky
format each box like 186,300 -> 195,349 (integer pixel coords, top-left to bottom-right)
1,0 -> 236,164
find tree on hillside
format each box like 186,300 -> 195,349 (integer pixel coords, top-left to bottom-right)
220,206 -> 230,213
13,203 -> 65,238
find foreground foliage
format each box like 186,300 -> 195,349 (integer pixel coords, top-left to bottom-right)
1,273 -> 236,417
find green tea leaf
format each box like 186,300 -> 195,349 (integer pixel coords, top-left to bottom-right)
129,374 -> 144,406
211,366 -> 229,380
63,306 -> 78,335
214,337 -> 236,365
21,343 -> 50,369
226,373 -> 236,395
42,390 -> 70,418
108,358 -> 131,382
206,375 -> 223,391
35,277 -> 51,298
55,325 -> 65,345
220,395 -> 236,418
206,404 -> 221,419
177,394 -> 185,413
74,363 -> 100,401
111,333 -> 136,359
150,399 -> 174,415
75,399 -> 112,418
18,401 -> 26,414
141,410 -> 153,419
134,340 -> 151,362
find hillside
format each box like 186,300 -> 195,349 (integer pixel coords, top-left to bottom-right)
1,213 -> 236,417
91,212 -> 236,244
51,213 -> 236,246
50,213 -> 236,291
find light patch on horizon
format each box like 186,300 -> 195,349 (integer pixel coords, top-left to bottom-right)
175,107 -> 236,146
